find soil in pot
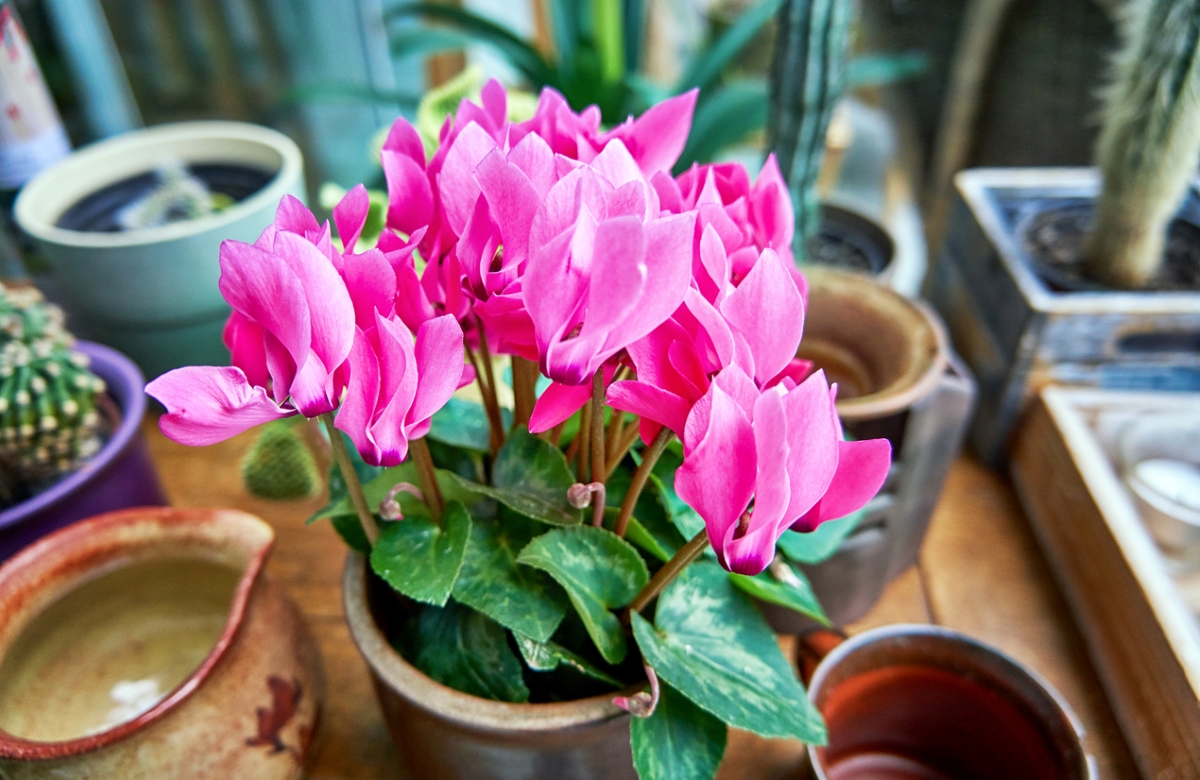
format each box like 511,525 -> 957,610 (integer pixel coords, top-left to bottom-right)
807,205 -> 894,276
1020,199 -> 1200,292
55,164 -> 276,233
0,556 -> 238,741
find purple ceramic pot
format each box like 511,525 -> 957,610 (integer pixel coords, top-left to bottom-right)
0,341 -> 166,560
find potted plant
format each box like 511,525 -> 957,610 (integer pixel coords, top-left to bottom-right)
0,283 -> 165,560
927,0 -> 1200,465
13,121 -> 305,381
147,80 -> 894,779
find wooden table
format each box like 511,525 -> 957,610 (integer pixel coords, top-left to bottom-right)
145,419 -> 1139,779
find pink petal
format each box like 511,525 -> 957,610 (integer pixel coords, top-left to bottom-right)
273,195 -> 320,235
438,121 -> 500,235
720,248 -> 804,385
383,116 -> 426,163
605,380 -> 691,440
370,314 -> 420,466
148,366 -> 292,447
749,389 -> 791,536
675,385 -> 756,568
382,149 -> 434,236
408,314 -> 466,431
599,89 -> 697,176
781,370 -> 841,521
334,184 -> 370,254
335,328 -> 383,466
750,153 -> 794,254
342,248 -> 397,331
529,379 -> 591,433
792,438 -> 891,532
222,312 -> 269,390
474,146 -> 543,270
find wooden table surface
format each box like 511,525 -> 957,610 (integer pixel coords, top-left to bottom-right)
144,418 -> 1140,780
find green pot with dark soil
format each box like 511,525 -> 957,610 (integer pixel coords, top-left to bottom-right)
14,122 -> 305,380
759,268 -> 974,631
927,0 -> 1200,465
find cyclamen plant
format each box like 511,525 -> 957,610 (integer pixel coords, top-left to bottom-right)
147,81 -> 890,779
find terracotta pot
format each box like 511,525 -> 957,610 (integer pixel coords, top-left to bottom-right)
801,625 -> 1095,780
764,269 -> 974,630
342,552 -> 636,780
0,507 -> 323,779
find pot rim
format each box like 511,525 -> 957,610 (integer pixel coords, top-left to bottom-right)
342,551 -> 632,734
803,267 -> 949,421
0,506 -> 275,760
804,623 -> 1094,780
0,341 -> 147,531
14,121 -> 302,249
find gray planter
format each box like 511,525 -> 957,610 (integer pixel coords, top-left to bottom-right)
926,167 -> 1200,466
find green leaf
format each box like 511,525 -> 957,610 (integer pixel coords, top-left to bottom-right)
775,509 -> 863,564
676,0 -> 785,93
517,526 -> 650,664
389,25 -> 474,59
514,633 -> 621,687
452,509 -> 568,642
730,562 -> 828,626
631,682 -> 727,780
330,513 -> 371,554
443,427 -> 583,526
428,397 -> 511,452
631,560 -> 826,743
307,431 -> 384,525
675,79 -> 769,170
311,461 -> 482,525
404,601 -> 530,703
386,3 -> 554,86
606,467 -> 684,563
649,444 -> 706,540
370,500 -> 473,606
278,83 -> 419,109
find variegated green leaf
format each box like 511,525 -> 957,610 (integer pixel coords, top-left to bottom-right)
404,601 -> 529,703
730,562 -> 828,625
775,508 -> 863,564
631,682 -> 727,780
370,500 -> 472,606
631,560 -> 826,743
514,633 -> 621,687
517,526 -> 649,664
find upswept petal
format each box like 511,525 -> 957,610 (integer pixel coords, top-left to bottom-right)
749,154 -> 793,254
269,231 -> 356,376
335,327 -> 383,465
149,366 -> 291,446
720,248 -> 804,385
408,314 -> 466,431
780,370 -> 840,521
334,184 -> 370,254
222,312 -> 269,390
341,248 -> 397,331
217,239 -> 311,368
273,195 -> 320,236
791,438 -> 892,532
473,146 -> 543,272
438,121 -> 500,235
370,314 -> 419,466
382,149 -> 434,236
528,380 -> 592,434
598,89 -> 697,176
605,380 -> 691,440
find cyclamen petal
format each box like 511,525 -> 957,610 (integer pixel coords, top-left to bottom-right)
791,438 -> 892,532
148,366 -> 292,446
334,184 -> 370,254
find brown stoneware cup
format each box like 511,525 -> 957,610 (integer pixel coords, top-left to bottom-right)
802,624 -> 1096,780
0,507 -> 324,779
343,551 -> 636,780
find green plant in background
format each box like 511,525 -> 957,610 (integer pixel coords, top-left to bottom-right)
1084,0 -> 1200,289
241,418 -> 322,501
766,0 -> 850,262
0,284 -> 105,494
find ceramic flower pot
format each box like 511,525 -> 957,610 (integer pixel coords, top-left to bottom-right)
0,340 -> 166,561
0,506 -> 324,779
13,121 -> 305,380
762,268 -> 974,630
342,552 -> 636,780
801,624 -> 1095,779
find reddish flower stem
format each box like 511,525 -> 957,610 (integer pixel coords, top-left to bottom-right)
628,530 -> 709,614
590,370 -> 607,528
409,437 -> 444,522
606,421 -> 642,478
466,345 -> 504,454
511,356 -> 538,430
319,413 -> 379,545
613,427 -> 673,538
575,400 -> 592,483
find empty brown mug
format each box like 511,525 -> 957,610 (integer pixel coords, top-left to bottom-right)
801,624 -> 1096,780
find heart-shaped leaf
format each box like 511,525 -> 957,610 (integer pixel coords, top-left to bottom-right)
631,560 -> 826,743
428,397 -> 512,451
452,509 -> 568,642
403,601 -> 529,703
631,681 -> 727,780
775,508 -> 863,564
514,633 -> 621,687
517,526 -> 649,664
371,500 -> 472,606
606,466 -> 685,562
729,561 -> 828,625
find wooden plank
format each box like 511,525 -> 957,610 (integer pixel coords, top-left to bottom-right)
922,454 -> 1138,779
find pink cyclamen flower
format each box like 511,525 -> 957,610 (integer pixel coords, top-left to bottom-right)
148,196 -> 358,446
674,366 -> 890,576
335,312 -> 467,467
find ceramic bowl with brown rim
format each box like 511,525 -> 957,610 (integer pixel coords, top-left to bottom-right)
0,507 -> 324,779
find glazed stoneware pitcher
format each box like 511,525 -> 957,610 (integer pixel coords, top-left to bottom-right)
0,507 -> 323,778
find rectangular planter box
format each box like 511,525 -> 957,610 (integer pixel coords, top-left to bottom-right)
1011,386 -> 1200,779
926,167 -> 1200,466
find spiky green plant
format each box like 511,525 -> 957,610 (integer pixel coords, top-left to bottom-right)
241,419 -> 321,500
1084,0 -> 1200,289
766,0 -> 851,262
0,285 -> 105,487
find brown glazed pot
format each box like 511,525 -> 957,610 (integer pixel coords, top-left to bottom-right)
802,625 -> 1095,780
343,552 -> 636,780
0,507 -> 324,779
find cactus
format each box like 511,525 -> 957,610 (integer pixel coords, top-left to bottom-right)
241,419 -> 320,501
766,0 -> 851,262
0,285 -> 105,487
1084,0 -> 1200,289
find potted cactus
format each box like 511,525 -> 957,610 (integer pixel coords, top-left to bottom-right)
927,0 -> 1200,465
0,284 -> 165,559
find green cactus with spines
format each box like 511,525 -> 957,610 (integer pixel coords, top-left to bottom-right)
241,418 -> 321,501
0,285 -> 106,487
766,0 -> 851,263
1084,0 -> 1200,289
